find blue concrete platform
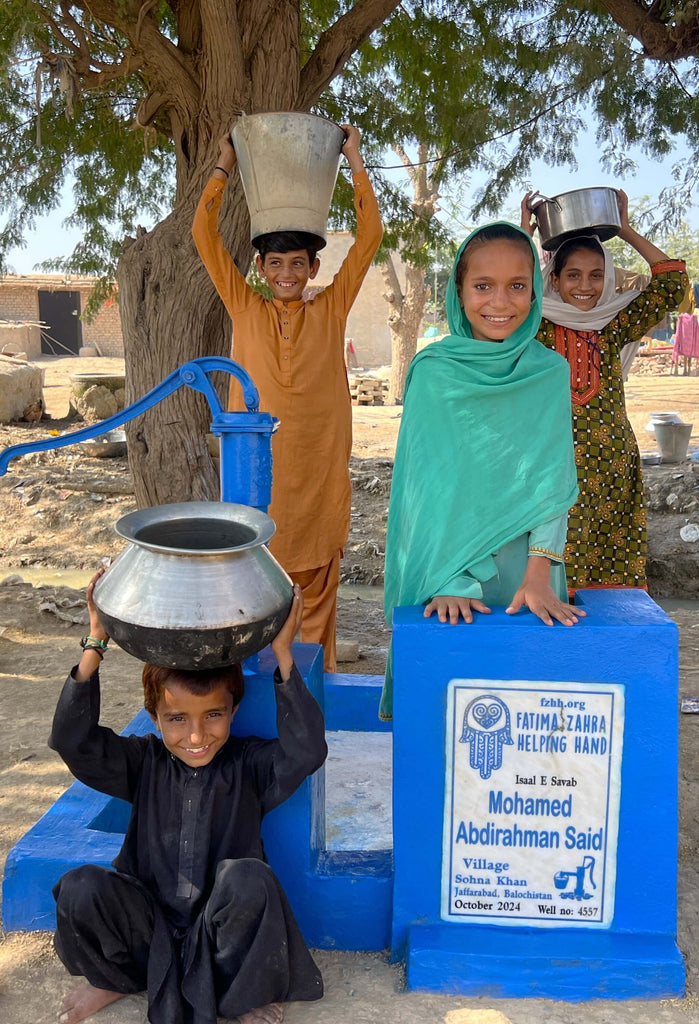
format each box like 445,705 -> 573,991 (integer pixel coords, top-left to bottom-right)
391,590 -> 683,1000
405,925 -> 684,1000
3,590 -> 685,1002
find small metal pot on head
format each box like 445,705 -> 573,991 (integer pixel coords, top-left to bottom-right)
94,502 -> 293,669
530,187 -> 622,251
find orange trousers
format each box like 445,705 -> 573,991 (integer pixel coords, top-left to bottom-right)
290,551 -> 341,672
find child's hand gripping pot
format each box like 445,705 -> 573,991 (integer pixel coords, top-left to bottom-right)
271,584 -> 304,681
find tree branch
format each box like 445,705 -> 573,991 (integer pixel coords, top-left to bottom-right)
38,9 -> 82,56
170,0 -> 202,56
65,0 -> 201,114
78,51 -> 145,89
393,141 -> 416,184
597,0 -> 699,59
135,0 -> 160,43
428,149 -> 448,192
59,1 -> 91,56
380,256 -> 404,318
297,0 -> 402,109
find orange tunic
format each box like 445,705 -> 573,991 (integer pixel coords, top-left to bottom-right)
193,171 -> 382,572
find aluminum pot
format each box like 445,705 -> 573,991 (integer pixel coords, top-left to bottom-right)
78,429 -> 127,458
530,187 -> 621,251
231,112 -> 345,249
93,502 -> 293,669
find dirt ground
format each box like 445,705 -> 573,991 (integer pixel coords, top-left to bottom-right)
1,355 -> 699,1024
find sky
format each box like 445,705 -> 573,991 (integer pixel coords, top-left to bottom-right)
443,130 -> 698,237
4,128 -> 696,275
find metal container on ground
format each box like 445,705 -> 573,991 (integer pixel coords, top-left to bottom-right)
654,422 -> 693,464
231,112 -> 345,249
93,501 -> 293,669
531,187 -> 621,251
646,411 -> 683,434
78,429 -> 127,458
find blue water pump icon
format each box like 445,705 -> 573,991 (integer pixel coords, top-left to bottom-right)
554,855 -> 596,901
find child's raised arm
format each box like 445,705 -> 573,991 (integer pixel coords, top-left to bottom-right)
520,192 -> 537,237
270,584 -> 304,681
616,189 -> 672,267
340,124 -> 365,176
75,568 -> 110,682
213,133 -> 237,185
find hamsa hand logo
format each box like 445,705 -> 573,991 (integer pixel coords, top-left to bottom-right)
460,695 -> 514,780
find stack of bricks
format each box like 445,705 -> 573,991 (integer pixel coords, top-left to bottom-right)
349,374 -> 388,406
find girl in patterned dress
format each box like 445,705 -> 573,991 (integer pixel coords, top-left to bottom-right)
522,190 -> 688,593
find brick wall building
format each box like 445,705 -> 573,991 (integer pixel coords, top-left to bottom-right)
0,275 -> 123,357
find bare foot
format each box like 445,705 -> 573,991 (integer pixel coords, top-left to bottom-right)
237,1003 -> 284,1024
58,983 -> 126,1023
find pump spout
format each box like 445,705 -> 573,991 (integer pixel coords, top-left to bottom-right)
0,357 -> 259,476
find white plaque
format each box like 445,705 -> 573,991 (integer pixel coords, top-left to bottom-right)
442,679 -> 624,927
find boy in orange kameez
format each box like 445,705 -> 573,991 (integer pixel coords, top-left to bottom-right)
193,125 -> 382,671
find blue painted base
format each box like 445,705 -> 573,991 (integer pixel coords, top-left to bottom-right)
391,590 -> 683,1001
406,923 -> 685,1000
323,673 -> 392,732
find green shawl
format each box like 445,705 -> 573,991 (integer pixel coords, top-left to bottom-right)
384,222 -> 577,623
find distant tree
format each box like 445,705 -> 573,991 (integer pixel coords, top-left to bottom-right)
423,246 -> 457,335
375,143 -> 451,403
605,199 -> 699,280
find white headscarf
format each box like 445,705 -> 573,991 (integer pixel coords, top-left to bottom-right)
541,235 -> 641,331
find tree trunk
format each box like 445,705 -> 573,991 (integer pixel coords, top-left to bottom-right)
118,7 -> 301,508
383,258 -> 429,405
382,142 -> 438,404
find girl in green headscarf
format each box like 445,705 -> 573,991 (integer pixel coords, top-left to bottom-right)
380,222 -> 583,720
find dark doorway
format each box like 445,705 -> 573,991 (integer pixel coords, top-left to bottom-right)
38,290 -> 83,354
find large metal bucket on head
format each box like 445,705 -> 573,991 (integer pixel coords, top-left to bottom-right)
232,112 -> 345,249
531,187 -> 621,251
93,502 -> 293,670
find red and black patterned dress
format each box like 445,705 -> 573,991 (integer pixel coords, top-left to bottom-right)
537,261 -> 688,592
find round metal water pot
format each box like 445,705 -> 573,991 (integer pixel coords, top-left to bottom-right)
531,187 -> 621,251
231,112 -> 345,249
93,502 -> 293,669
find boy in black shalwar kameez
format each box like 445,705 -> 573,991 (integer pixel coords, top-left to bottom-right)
51,571 -> 326,1024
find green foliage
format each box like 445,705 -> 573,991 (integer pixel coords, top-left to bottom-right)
0,0 -> 696,292
605,200 -> 699,281
0,0 -> 174,277
322,0 -> 697,271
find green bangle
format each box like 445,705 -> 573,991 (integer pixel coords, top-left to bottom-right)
81,635 -> 109,652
